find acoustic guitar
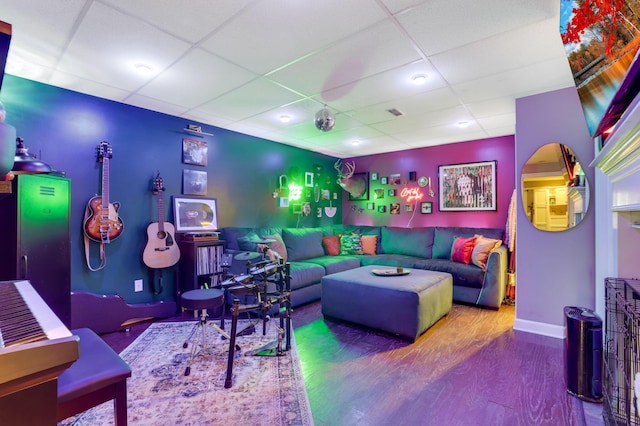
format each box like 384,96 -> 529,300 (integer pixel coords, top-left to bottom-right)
143,173 -> 180,268
83,141 -> 124,243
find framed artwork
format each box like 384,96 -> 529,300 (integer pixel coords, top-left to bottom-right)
348,172 -> 370,201
183,169 -> 207,196
421,202 -> 433,214
182,138 -> 208,166
173,196 -> 218,232
371,172 -> 378,180
388,189 -> 396,197
367,203 -> 375,210
380,176 -> 388,184
390,203 -> 401,214
374,188 -> 384,199
305,172 -> 314,187
378,205 -> 387,213
389,173 -> 401,185
438,160 -> 496,211
405,204 -> 413,212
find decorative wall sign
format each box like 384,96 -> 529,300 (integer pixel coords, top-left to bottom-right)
182,138 -> 208,166
438,160 -> 496,211
173,196 -> 218,232
182,169 -> 207,196
400,187 -> 424,203
421,202 -> 432,214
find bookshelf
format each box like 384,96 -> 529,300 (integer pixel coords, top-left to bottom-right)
176,236 -> 225,308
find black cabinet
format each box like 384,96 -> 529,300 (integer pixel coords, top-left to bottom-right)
0,174 -> 71,325
176,236 -> 224,307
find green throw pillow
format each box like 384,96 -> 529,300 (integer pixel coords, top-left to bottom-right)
340,233 -> 362,255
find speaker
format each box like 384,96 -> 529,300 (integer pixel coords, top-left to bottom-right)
564,306 -> 603,402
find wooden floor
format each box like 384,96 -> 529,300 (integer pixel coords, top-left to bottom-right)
99,301 -> 604,426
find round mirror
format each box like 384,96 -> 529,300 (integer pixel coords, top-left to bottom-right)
521,143 -> 589,231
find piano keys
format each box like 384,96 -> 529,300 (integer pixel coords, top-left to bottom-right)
0,279 -> 79,425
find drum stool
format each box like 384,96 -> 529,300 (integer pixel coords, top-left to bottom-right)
181,288 -> 231,376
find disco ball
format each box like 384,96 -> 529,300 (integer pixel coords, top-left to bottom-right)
314,107 -> 335,132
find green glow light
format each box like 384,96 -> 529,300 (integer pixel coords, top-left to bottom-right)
288,182 -> 302,200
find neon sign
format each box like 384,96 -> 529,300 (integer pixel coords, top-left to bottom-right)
400,187 -> 424,203
288,182 -> 303,201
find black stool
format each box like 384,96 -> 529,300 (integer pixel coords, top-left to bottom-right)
180,288 -> 228,376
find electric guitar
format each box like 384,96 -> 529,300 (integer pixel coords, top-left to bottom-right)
83,141 -> 124,243
143,173 -> 180,268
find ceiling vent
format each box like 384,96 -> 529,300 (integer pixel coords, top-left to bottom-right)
386,108 -> 405,117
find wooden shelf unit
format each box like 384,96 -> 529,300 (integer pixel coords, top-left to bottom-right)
176,236 -> 225,308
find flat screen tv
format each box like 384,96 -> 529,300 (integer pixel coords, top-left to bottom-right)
560,0 -> 640,138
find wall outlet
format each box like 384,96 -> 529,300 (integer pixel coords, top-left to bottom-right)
134,279 -> 143,292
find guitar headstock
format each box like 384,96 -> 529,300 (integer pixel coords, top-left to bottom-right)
96,141 -> 113,162
153,172 -> 165,194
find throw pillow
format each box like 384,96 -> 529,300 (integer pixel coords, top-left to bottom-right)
261,233 -> 287,263
432,228 -> 457,259
322,235 -> 341,256
450,236 -> 477,264
360,235 -> 378,255
471,234 -> 502,270
340,233 -> 363,255
256,243 -> 283,262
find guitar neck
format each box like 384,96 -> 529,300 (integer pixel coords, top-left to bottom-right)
157,193 -> 165,233
102,156 -> 110,207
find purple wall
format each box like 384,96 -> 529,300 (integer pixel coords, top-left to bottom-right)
342,136 -> 515,230
515,87 -> 595,329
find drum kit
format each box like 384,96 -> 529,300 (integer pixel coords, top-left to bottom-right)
218,240 -> 293,389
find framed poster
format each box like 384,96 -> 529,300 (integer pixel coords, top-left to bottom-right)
438,160 -> 496,211
182,138 -> 208,166
182,169 -> 207,196
173,196 -> 218,232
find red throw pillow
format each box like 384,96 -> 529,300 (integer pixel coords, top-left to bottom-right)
322,235 -> 341,256
450,236 -> 477,265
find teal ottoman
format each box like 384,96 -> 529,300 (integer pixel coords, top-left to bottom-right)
321,265 -> 453,341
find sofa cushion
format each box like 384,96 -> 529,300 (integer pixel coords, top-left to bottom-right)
238,231 -> 262,251
361,235 -> 378,255
261,233 -> 288,262
381,226 -> 433,258
432,228 -> 456,259
288,262 -> 326,290
322,235 -> 341,256
283,228 -> 325,261
413,258 -> 485,289
450,236 -> 477,264
471,235 -> 502,270
358,254 -> 420,268
300,256 -> 361,275
340,233 -> 363,255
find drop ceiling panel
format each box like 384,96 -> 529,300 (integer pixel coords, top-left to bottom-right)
49,70 -> 131,102
100,0 -> 254,43
55,2 -> 191,91
124,93 -> 191,118
138,48 -> 258,108
199,0 -> 388,75
268,20 -> 421,97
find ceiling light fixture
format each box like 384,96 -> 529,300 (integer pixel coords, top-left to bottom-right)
457,120 -> 470,128
411,74 -> 428,85
133,63 -> 153,75
351,140 -> 361,146
279,114 -> 291,123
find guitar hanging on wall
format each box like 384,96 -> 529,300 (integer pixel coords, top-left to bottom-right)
83,141 -> 124,271
143,172 -> 180,269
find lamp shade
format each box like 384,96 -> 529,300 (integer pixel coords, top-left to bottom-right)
12,137 -> 52,174
0,122 -> 15,176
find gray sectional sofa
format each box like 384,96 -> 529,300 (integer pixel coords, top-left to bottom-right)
221,225 -> 508,309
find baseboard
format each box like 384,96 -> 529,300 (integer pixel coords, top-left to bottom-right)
513,318 -> 565,339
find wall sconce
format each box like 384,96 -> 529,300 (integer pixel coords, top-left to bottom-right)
288,182 -> 303,201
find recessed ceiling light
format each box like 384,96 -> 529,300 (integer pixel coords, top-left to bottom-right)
279,114 -> 291,123
411,74 -> 428,85
351,140 -> 361,146
457,120 -> 470,128
133,63 -> 153,75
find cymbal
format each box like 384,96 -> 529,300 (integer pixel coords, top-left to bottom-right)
234,251 -> 261,261
255,239 -> 276,244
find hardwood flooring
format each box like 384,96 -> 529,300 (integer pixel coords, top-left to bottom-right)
99,301 -> 604,426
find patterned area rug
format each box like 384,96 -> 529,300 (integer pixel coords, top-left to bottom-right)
59,319 -> 313,425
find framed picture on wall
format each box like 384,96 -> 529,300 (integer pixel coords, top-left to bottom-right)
438,160 -> 496,211
173,196 -> 218,233
421,202 -> 432,214
183,169 -> 207,196
182,138 -> 208,166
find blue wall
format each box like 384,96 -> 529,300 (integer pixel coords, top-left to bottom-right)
0,75 -> 342,303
